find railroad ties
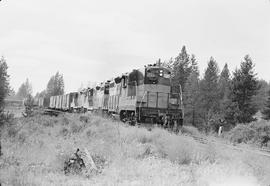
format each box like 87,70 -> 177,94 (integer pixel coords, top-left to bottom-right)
43,108 -> 64,116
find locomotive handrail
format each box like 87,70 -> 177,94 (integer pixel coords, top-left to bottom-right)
179,84 -> 184,118
138,90 -> 147,121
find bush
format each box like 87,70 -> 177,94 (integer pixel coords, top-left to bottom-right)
79,115 -> 90,123
62,116 -> 70,125
7,126 -> 18,138
227,124 -> 256,143
18,131 -> 27,143
86,128 -> 97,138
71,123 -> 82,133
180,125 -> 201,137
59,127 -> 69,137
0,111 -> 15,127
225,120 -> 270,146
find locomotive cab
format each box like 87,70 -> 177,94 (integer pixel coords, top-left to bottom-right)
136,65 -> 183,126
144,66 -> 171,85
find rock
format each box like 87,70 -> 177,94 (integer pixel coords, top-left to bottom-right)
64,148 -> 107,177
81,148 -> 98,171
64,149 -> 85,175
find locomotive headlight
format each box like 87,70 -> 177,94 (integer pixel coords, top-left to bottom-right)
159,70 -> 163,77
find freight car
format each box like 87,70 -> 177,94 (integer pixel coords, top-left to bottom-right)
41,63 -> 183,128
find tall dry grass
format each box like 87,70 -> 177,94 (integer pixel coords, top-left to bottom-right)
225,120 -> 270,148
0,113 -> 269,185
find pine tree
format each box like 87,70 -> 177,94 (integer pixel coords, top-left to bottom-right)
190,54 -> 199,77
46,71 -> 64,97
231,55 -> 259,123
184,71 -> 201,127
183,54 -> 201,126
217,63 -> 236,128
218,63 -> 231,100
262,89 -> 270,120
162,57 -> 174,69
0,56 -> 10,112
16,78 -> 32,99
172,46 -> 191,90
252,80 -> 269,111
199,57 -> 220,131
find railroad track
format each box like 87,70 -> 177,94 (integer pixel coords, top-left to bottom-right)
40,110 -> 270,158
130,122 -> 270,158
191,135 -> 270,158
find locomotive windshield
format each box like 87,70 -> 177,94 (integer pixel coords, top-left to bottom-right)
145,67 -> 171,85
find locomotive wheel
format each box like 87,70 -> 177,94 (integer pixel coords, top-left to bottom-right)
138,116 -> 145,123
119,111 -> 126,122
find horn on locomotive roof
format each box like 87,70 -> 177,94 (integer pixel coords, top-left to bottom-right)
156,58 -> 161,66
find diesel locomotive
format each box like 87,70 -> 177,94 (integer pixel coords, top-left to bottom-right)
39,63 -> 184,127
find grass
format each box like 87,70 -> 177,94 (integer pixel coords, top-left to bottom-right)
0,113 -> 270,185
225,120 -> 270,148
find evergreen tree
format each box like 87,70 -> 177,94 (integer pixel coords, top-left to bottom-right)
190,54 -> 199,77
16,78 -> 32,99
252,80 -> 269,111
46,71 -> 64,97
162,57 -> 174,69
0,56 -> 10,111
199,57 -> 220,131
184,71 -> 201,127
172,46 -> 191,90
54,72 -> 64,95
46,76 -> 55,97
183,54 -> 201,126
217,63 -> 237,128
262,89 -> 270,120
218,63 -> 231,100
231,55 -> 259,123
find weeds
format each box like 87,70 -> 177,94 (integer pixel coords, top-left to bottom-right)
225,120 -> 270,148
0,113 -> 269,186
7,126 -> 18,138
62,116 -> 70,125
181,125 -> 201,137
59,127 -> 69,137
71,123 -> 82,133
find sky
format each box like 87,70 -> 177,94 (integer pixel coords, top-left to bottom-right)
0,0 -> 269,94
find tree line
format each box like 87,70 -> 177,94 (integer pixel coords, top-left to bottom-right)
1,45 -> 270,131
166,46 -> 270,132
3,67 -> 64,103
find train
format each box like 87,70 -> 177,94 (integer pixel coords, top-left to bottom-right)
38,63 -> 184,128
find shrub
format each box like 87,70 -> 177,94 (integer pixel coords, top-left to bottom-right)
7,126 -> 18,138
225,120 -> 270,146
71,123 -> 82,133
86,128 -> 97,138
79,115 -> 90,123
62,116 -> 70,125
0,111 -> 15,127
18,131 -> 27,143
180,125 -> 201,137
59,127 -> 69,137
42,117 -> 55,127
226,124 -> 256,143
